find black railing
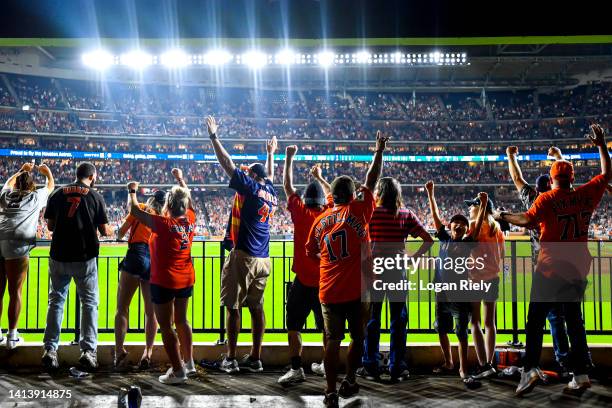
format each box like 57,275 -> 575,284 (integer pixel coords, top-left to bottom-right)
17,239 -> 612,343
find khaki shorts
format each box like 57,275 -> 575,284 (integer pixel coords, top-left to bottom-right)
321,300 -> 369,342
220,249 -> 270,309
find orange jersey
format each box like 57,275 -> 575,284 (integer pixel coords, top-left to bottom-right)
526,174 -> 608,279
306,188 -> 376,304
149,209 -> 196,289
287,193 -> 333,288
125,203 -> 153,244
469,222 -> 505,282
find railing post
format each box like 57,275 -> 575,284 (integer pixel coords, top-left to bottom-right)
508,240 -> 522,347
72,292 -> 81,345
217,241 -> 227,345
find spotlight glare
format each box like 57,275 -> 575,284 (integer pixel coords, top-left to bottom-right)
356,51 -> 370,64
242,51 -> 268,69
82,50 -> 114,69
120,50 -> 153,69
203,49 -> 232,65
316,51 -> 335,67
275,49 -> 297,65
160,49 -> 190,68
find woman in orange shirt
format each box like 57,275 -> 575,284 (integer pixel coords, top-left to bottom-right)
464,195 -> 505,380
127,169 -> 196,385
113,189 -> 164,371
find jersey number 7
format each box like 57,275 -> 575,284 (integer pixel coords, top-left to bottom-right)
324,229 -> 350,262
67,197 -> 82,218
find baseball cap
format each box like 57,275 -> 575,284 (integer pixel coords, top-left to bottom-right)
148,190 -> 167,205
464,195 -> 495,213
449,214 -> 469,226
535,174 -> 551,193
240,163 -> 267,179
550,160 -> 574,180
304,181 -> 326,206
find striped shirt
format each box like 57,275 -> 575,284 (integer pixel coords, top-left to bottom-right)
369,206 -> 427,243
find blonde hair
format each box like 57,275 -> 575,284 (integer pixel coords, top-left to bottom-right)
164,186 -> 190,218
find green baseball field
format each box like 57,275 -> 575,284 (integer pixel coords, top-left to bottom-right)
2,239 -> 611,344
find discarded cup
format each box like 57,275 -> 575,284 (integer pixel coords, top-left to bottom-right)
127,385 -> 142,408
118,387 -> 129,408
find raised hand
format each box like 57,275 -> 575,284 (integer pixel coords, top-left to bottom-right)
375,130 -> 390,151
127,181 -> 139,191
206,116 -> 218,136
285,145 -> 298,157
310,164 -> 322,179
267,136 -> 278,154
506,146 -> 518,157
425,180 -> 434,193
20,162 -> 35,172
587,124 -> 606,147
478,191 -> 488,205
548,146 -> 562,159
37,163 -> 52,177
171,168 -> 183,181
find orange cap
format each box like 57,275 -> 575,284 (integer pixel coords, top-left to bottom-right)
550,160 -> 574,180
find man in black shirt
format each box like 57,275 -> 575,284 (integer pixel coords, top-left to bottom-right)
506,146 -> 577,375
41,162 -> 113,370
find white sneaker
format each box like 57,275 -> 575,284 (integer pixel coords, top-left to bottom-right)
184,360 -> 197,377
311,361 -> 325,377
6,334 -> 22,350
0,329 -> 4,344
563,374 -> 591,395
158,367 -> 187,385
516,368 -> 540,396
278,367 -> 306,386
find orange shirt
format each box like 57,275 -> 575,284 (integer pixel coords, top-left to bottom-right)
526,174 -> 608,279
149,208 -> 196,289
287,193 -> 333,287
126,203 -> 153,244
306,188 -> 376,304
469,222 -> 505,282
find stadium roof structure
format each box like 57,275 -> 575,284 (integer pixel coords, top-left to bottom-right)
0,36 -> 611,90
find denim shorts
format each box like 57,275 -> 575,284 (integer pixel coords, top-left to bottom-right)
0,239 -> 34,260
119,243 -> 151,281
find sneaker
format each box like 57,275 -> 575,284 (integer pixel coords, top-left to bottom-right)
158,367 -> 187,385
473,363 -> 496,379
184,360 -> 197,377
311,361 -> 325,376
238,354 -> 263,373
138,356 -> 151,370
113,350 -> 129,371
535,367 -> 549,384
323,391 -> 339,408
563,374 -> 591,395
338,378 -> 360,399
6,333 -> 22,350
42,349 -> 59,370
220,356 -> 240,374
278,367 -> 306,386
79,350 -> 98,370
462,376 -> 482,390
515,368 -> 540,396
0,330 -> 5,344
356,366 -> 379,381
390,368 -> 410,382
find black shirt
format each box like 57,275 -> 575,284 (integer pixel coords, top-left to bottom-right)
44,182 -> 109,262
435,226 -> 476,302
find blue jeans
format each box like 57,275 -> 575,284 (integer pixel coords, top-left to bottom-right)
547,307 -> 570,367
363,301 -> 408,376
43,258 -> 99,352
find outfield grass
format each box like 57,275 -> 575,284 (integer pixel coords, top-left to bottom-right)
2,239 -> 611,345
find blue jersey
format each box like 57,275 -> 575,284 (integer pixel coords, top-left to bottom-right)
227,168 -> 278,258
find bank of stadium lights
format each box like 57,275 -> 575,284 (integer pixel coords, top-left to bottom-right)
81,49 -> 468,69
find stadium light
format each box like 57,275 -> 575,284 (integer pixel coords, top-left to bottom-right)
120,50 -> 153,69
315,51 -> 335,67
160,49 -> 190,68
203,49 -> 233,65
275,49 -> 298,65
81,50 -> 114,70
242,51 -> 268,69
355,51 -> 371,64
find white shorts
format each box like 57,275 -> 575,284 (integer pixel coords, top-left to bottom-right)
0,240 -> 34,260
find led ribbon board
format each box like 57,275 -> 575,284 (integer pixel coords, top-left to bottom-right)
0,149 -> 603,162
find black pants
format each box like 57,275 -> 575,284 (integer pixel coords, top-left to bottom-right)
524,273 -> 590,375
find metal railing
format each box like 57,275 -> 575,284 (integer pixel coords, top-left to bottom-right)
16,240 -> 612,343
